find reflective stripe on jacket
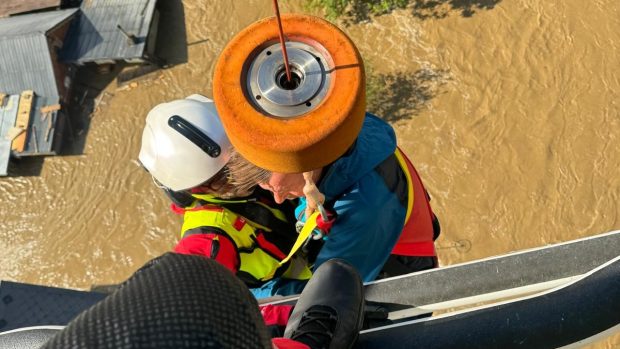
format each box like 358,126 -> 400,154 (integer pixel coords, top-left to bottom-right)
392,148 -> 436,257
178,194 -> 312,287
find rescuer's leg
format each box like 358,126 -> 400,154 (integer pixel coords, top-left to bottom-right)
284,259 -> 364,349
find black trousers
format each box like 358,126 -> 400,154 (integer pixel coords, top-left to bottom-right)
378,214 -> 441,279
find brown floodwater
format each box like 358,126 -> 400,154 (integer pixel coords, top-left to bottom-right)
1,0 -> 618,346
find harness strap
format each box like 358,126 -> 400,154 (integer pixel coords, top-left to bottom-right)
263,211 -> 320,280
217,201 -> 293,237
191,193 -> 252,204
171,203 -> 224,215
191,193 -> 295,238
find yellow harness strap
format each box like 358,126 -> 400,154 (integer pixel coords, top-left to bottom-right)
262,211 -> 320,280
191,194 -> 250,204
263,149 -> 413,281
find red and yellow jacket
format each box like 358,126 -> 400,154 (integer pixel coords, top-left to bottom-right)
173,190 -> 312,288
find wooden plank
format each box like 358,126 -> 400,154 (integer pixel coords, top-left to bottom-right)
31,125 -> 39,153
45,116 -> 53,142
11,91 -> 34,152
5,127 -> 24,141
40,104 -> 61,114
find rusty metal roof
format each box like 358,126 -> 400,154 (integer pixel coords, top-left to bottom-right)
61,0 -> 158,63
0,0 -> 61,18
0,8 -> 77,37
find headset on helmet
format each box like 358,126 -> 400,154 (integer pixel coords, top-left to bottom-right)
138,94 -> 232,192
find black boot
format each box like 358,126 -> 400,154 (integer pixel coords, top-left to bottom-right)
284,259 -> 364,349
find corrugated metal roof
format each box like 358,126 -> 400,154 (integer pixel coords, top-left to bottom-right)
0,35 -> 58,98
0,95 -> 19,175
0,95 -> 19,137
0,9 -> 76,157
0,8 -> 77,37
61,0 -> 157,63
0,9 -> 76,105
0,0 -> 62,18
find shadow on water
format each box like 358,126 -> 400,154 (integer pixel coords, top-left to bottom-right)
336,0 -> 501,24
61,64 -> 125,156
411,0 -> 501,19
6,157 -> 44,177
367,68 -> 450,122
154,0 -> 188,67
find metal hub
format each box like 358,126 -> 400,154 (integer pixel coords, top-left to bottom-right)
246,42 -> 331,118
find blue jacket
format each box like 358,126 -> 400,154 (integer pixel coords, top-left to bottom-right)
251,113 -> 407,299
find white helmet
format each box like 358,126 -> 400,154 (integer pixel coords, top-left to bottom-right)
138,94 -> 232,191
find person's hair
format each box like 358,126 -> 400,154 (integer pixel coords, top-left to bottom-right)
196,165 -> 234,196
190,148 -> 269,198
226,149 -> 271,194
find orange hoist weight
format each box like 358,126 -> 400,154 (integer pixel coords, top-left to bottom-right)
213,14 -> 366,173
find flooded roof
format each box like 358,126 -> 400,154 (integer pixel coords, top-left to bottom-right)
61,0 -> 158,63
0,0 -> 62,18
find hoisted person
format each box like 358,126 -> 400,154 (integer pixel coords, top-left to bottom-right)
138,94 -> 312,288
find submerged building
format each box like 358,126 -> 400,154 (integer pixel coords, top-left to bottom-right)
0,9 -> 78,175
61,0 -> 161,66
0,0 -> 161,176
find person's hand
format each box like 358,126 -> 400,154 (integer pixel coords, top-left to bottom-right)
302,171 -> 325,220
